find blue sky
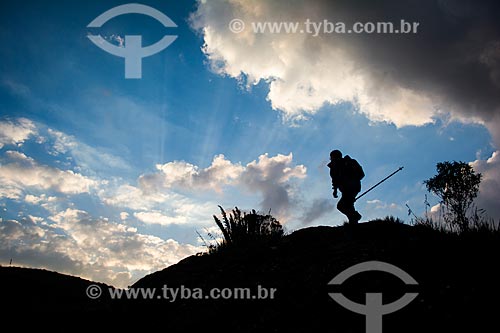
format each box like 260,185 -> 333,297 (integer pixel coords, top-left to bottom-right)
1,0 -> 499,287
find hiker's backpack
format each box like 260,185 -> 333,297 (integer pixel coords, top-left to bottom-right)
343,155 -> 365,181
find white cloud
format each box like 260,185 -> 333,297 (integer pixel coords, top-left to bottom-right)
100,182 -> 217,228
24,194 -> 58,205
0,119 -> 202,287
470,151 -> 500,219
366,199 -> 399,210
243,153 -> 306,183
430,203 -> 441,214
0,209 -> 202,288
23,194 -> 61,213
190,0 -> 438,126
239,153 -> 306,218
134,211 -> 188,226
0,151 -> 97,199
139,154 -> 244,193
27,215 -> 44,223
100,183 -> 173,210
107,34 -> 125,48
0,184 -> 23,200
139,153 -> 306,219
0,118 -> 37,149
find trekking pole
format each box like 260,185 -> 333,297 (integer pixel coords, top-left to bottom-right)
355,166 -> 404,202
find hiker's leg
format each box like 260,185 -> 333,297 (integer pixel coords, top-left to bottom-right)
338,194 -> 358,223
352,190 -> 362,223
345,182 -> 362,224
337,196 -> 348,216
351,211 -> 362,224
343,194 -> 359,224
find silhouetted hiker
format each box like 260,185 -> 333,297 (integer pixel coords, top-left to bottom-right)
327,150 -> 365,224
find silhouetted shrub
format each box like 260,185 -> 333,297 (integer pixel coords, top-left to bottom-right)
207,206 -> 284,252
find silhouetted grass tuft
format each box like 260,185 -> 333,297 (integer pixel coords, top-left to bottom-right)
370,216 -> 405,224
203,206 -> 284,254
411,209 -> 500,239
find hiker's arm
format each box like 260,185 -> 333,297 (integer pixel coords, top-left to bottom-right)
328,163 -> 339,197
330,170 -> 339,197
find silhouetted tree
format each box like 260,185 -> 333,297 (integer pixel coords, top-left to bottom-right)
424,161 -> 481,231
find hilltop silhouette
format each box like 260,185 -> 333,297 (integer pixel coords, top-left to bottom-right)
0,266 -> 111,312
1,218 -> 499,332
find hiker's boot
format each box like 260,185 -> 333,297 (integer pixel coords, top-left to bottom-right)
349,211 -> 362,225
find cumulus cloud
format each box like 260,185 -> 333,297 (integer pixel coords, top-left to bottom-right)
23,193 -> 61,213
134,211 -> 188,226
0,209 -> 202,288
239,153 -> 307,217
0,117 -> 212,287
139,153 -> 306,218
471,151 -> 500,219
0,151 -> 97,199
191,0 -> 500,128
100,184 -> 171,211
139,154 -> 244,193
0,118 -> 36,148
100,183 -> 217,227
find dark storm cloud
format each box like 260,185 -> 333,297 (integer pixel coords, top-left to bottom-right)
314,0 -> 500,123
301,198 -> 335,225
